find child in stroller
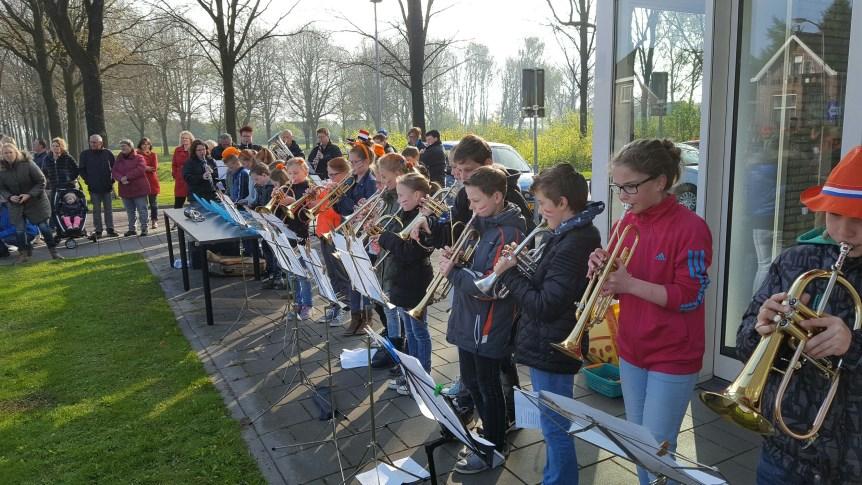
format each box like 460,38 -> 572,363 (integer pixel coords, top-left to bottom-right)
53,188 -> 88,248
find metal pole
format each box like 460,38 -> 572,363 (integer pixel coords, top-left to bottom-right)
372,0 -> 383,129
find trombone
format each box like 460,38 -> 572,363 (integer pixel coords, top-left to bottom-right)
550,215 -> 639,362
474,220 -> 550,298
700,242 -> 861,441
407,214 -> 479,320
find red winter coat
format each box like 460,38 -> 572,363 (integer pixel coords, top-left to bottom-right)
139,150 -> 160,195
112,151 -> 151,199
172,146 -> 190,197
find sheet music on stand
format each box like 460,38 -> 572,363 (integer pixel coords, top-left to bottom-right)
216,191 -> 250,228
246,210 -> 306,277
535,390 -> 728,485
367,328 -> 499,458
330,232 -> 392,308
297,244 -> 342,306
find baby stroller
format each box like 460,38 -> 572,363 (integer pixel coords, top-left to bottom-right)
52,187 -> 88,249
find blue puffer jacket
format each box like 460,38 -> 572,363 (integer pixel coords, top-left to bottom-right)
446,203 -> 526,359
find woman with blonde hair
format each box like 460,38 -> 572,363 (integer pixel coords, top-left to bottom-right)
171,130 -> 194,208
0,143 -> 63,261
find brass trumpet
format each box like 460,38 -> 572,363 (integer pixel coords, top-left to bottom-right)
396,182 -> 461,240
700,242 -> 861,441
256,185 -> 292,216
407,214 -> 479,320
550,219 -> 639,362
302,176 -> 355,220
474,220 -> 550,298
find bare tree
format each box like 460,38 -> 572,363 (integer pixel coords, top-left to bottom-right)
255,38 -> 284,139
234,36 -> 266,128
341,0 -> 459,130
153,0 -> 302,139
283,29 -> 339,148
449,42 -> 494,127
0,0 -> 63,138
547,0 -> 595,137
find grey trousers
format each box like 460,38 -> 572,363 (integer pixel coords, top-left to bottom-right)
89,191 -> 115,232
122,196 -> 149,232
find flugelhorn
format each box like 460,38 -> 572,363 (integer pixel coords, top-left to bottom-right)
282,179 -> 319,220
551,214 -> 639,362
256,185 -> 291,216
700,242 -> 861,441
474,220 -> 550,298
407,214 -> 479,320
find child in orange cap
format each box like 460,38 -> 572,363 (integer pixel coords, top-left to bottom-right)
736,146 -> 862,484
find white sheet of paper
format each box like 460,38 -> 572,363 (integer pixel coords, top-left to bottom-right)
366,328 -> 494,450
273,232 -> 306,276
297,245 -> 340,304
514,388 -> 542,430
339,347 -> 377,369
539,391 -> 727,485
331,232 -> 391,307
216,192 -> 248,227
355,458 -> 429,485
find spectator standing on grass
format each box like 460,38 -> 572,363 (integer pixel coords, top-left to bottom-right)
113,139 -> 150,237
31,138 -> 49,170
171,130 -> 193,208
79,134 -> 117,238
43,137 -> 79,195
0,142 -> 63,261
137,137 -> 160,229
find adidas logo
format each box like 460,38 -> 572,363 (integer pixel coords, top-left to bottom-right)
655,252 -> 667,262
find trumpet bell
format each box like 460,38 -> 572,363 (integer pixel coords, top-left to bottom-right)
549,341 -> 583,361
699,391 -> 776,435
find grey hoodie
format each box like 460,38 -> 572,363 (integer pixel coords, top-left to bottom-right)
445,203 -> 527,359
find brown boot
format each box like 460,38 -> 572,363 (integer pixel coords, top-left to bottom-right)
343,311 -> 364,336
48,246 -> 64,260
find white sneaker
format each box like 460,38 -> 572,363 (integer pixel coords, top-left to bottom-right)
388,376 -> 406,390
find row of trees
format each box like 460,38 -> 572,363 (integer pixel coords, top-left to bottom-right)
0,0 -> 600,156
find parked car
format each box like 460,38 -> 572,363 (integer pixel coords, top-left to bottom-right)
672,142 -> 700,211
441,140 -> 536,210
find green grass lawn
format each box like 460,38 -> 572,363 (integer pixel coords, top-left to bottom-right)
0,254 -> 265,484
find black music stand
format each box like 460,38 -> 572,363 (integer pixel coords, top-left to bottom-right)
528,390 -> 728,485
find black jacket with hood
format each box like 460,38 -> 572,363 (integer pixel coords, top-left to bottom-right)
445,203 -> 526,359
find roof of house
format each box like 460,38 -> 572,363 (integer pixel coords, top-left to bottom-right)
751,33 -> 838,82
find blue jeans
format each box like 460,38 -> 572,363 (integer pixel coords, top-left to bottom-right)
756,451 -> 812,484
349,289 -> 371,312
16,220 -> 55,250
384,305 -> 401,338
122,196 -> 148,232
530,367 -> 578,485
619,358 -> 698,485
398,307 -> 430,371
291,275 -> 312,306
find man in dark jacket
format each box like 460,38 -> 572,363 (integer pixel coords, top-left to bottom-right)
79,134 -> 117,237
236,125 -> 262,151
279,129 -> 305,159
308,127 -> 343,180
31,139 -> 49,170
211,133 -> 234,160
419,129 -> 446,186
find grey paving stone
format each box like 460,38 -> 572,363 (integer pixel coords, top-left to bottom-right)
580,458 -> 638,484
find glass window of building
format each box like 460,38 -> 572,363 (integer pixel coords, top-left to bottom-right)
722,0 -> 853,357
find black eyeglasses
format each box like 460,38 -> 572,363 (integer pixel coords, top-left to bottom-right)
610,175 -> 657,195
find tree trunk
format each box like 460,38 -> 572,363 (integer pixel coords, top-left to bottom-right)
80,66 -> 106,141
31,1 -> 63,138
61,63 -> 80,156
578,0 -> 590,138
222,54 -> 237,139
158,119 -> 169,158
406,0 -> 425,130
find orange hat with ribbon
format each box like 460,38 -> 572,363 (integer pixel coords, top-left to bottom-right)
801,146 -> 862,219
221,146 -> 241,160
